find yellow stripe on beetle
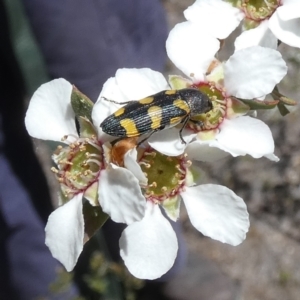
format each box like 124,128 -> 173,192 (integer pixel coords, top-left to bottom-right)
114,107 -> 125,117
173,99 -> 190,113
120,118 -> 139,136
148,106 -> 163,130
139,97 -> 154,104
164,90 -> 177,95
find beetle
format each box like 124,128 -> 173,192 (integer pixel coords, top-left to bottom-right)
100,88 -> 213,144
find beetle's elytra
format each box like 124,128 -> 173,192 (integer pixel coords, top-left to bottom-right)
100,88 -> 213,143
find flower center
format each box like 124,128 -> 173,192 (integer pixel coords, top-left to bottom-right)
238,0 -> 281,22
51,134 -> 103,200
187,83 -> 227,132
139,148 -> 191,202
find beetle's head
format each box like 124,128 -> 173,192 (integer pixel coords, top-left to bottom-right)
179,88 -> 213,116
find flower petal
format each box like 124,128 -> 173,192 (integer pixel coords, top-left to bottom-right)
124,148 -> 148,186
269,4 -> 300,48
224,46 -> 287,98
182,184 -> 249,246
98,167 -> 146,224
115,68 -> 169,100
25,78 -> 77,141
45,193 -> 84,271
264,153 -> 280,162
184,0 -> 244,39
166,21 -> 220,81
92,77 -> 126,141
97,76 -> 128,103
235,21 -> 278,50
210,116 -> 276,159
93,77 -> 125,120
148,128 -> 195,156
186,139 -> 229,162
119,202 -> 178,279
161,196 -> 181,222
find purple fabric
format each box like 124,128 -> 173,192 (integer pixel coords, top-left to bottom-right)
0,154 -> 79,300
23,0 -> 168,101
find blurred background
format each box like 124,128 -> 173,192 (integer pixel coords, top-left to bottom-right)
2,0 -> 300,299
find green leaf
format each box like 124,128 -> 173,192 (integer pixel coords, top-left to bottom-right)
277,103 -> 290,116
71,86 -> 94,122
271,86 -> 297,106
238,98 -> 279,110
82,200 -> 109,243
78,116 -> 98,138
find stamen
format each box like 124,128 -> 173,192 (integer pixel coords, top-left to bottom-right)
148,182 -> 157,188
161,186 -> 168,192
87,153 -> 101,159
176,164 -> 186,174
79,144 -> 87,151
87,159 -> 102,167
144,151 -> 156,157
139,162 -> 151,168
184,160 -> 192,167
175,172 -> 181,179
51,167 -> 59,173
87,140 -> 102,151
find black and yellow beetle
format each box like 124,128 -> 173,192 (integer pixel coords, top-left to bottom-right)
100,88 -> 212,144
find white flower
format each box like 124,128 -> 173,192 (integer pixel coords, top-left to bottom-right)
184,0 -> 300,49
161,22 -> 287,161
119,149 -> 249,279
25,78 -> 146,271
184,0 -> 244,40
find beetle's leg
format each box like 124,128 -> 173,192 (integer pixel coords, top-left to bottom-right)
179,116 -> 190,144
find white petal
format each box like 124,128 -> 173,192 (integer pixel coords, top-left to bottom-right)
45,193 -> 84,271
210,117 -> 275,159
166,21 -> 220,81
269,4 -> 300,48
93,78 -> 125,123
98,167 -> 146,224
96,76 -> 128,103
92,77 -> 127,141
276,0 -> 300,20
119,202 -> 178,279
265,153 -> 280,162
25,78 -> 77,141
184,0 -> 244,39
186,140 -> 229,162
124,148 -> 148,186
224,46 -> 287,98
148,128 -> 196,156
115,68 -> 169,100
182,184 -> 249,245
235,21 -> 278,50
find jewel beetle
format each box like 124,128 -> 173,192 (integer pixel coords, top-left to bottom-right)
100,88 -> 213,144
